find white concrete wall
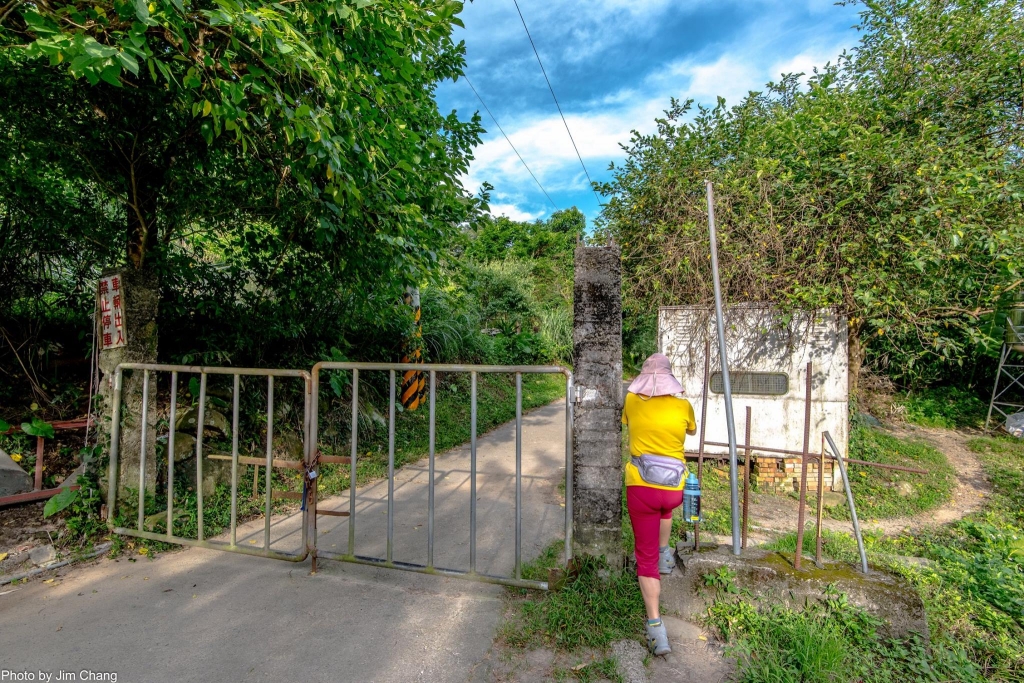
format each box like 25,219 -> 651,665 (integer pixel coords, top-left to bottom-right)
659,305 -> 849,461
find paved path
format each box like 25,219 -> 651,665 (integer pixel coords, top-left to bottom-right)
0,402 -> 568,683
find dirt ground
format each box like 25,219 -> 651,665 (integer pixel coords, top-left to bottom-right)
474,615 -> 733,683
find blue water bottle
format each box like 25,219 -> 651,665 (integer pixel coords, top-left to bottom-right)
683,472 -> 702,523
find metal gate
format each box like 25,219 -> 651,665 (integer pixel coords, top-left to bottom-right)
105,362 -> 573,590
106,363 -> 314,561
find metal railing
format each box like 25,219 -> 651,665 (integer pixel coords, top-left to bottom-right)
105,361 -> 573,590
106,363 -> 313,562
309,362 -> 574,590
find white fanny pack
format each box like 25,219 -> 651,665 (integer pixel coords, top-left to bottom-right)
631,453 -> 686,488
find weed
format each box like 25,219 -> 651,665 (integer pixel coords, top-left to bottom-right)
501,555 -> 646,651
893,387 -> 988,430
707,589 -> 985,682
703,566 -> 741,595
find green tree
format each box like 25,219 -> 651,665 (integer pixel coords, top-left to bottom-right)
0,0 -> 484,489
598,0 -> 1024,389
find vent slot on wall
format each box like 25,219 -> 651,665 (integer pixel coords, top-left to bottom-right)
710,371 -> 789,396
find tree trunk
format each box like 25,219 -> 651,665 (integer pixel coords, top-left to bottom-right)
98,265 -> 160,498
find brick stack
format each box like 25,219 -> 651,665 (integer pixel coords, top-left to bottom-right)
751,455 -> 836,493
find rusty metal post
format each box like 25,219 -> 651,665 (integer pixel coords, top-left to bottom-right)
815,433 -> 825,567
694,339 -> 710,551
742,406 -> 751,550
794,362 -> 812,570
33,435 -> 44,491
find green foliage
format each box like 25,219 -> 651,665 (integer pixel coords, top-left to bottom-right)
833,426 -> 955,520
501,555 -> 646,651
21,417 -> 55,439
0,0 -> 487,398
893,387 -> 989,429
459,209 -> 582,366
598,0 -> 1024,386
43,485 -> 79,517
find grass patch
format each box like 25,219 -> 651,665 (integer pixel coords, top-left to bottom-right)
706,588 -> 984,682
725,434 -> 1024,682
829,426 -> 954,520
893,386 -> 989,430
500,554 -> 645,651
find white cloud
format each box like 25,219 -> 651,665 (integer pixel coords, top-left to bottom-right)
456,2 -> 859,221
488,203 -> 545,222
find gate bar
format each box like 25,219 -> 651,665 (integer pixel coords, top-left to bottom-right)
264,376 -> 273,548
564,373 -> 574,566
515,372 -> 523,580
428,370 -> 436,569
387,370 -> 396,564
137,369 -> 150,532
196,373 -> 207,541
470,371 -> 478,573
230,374 -> 240,545
167,371 -> 178,535
348,369 -> 359,556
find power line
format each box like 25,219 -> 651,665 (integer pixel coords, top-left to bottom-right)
511,0 -> 602,206
464,74 -> 559,212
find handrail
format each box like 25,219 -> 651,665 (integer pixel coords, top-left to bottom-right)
824,431 -> 869,573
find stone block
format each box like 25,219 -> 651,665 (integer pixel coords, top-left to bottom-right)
0,448 -> 32,497
665,547 -> 928,640
574,487 -> 622,525
574,465 -> 623,490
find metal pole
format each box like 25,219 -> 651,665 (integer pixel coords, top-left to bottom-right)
816,434 -> 825,568
264,376 -> 273,549
564,372 -> 574,565
515,372 -> 523,580
230,374 -> 240,546
349,369 -> 359,556
824,431 -> 868,573
304,374 -> 315,571
428,370 -> 436,569
742,406 -> 751,550
167,371 -> 177,537
33,436 -> 43,491
695,339 -> 710,551
196,373 -> 207,542
137,369 -> 150,531
470,371 -> 477,573
706,180 -> 741,556
387,369 -> 396,564
795,362 -> 812,570
106,369 -> 124,523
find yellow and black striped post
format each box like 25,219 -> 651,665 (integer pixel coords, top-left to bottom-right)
400,288 -> 426,411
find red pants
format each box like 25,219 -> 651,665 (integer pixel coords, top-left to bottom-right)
627,485 -> 683,579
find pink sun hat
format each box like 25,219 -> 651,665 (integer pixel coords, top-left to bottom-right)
627,353 -> 683,397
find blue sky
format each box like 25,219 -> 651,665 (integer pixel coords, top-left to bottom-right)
435,0 -> 863,226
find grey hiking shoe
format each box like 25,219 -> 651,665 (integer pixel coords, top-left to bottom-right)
646,620 -> 672,656
659,546 -> 676,575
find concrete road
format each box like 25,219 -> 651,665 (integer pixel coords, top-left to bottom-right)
0,401 -> 568,683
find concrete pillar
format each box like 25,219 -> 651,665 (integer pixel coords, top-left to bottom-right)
572,245 -> 623,567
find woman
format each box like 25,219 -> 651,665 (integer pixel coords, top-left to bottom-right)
621,353 -> 697,656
